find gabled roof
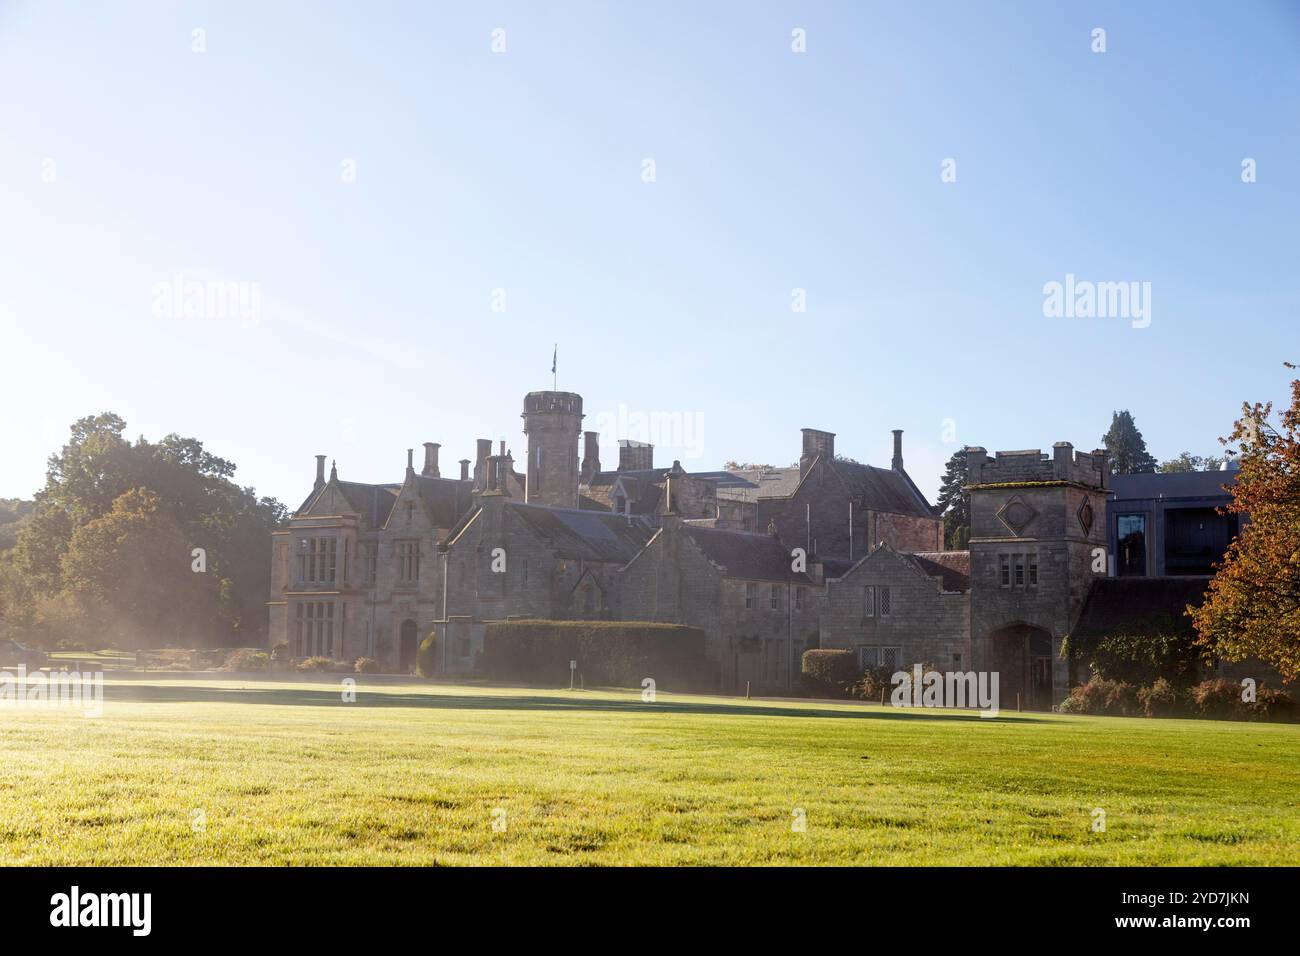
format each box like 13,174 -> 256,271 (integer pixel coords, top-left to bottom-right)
721,458 -> 935,518
297,470 -> 475,530
506,501 -> 654,563
338,481 -> 401,527
826,543 -> 969,592
717,467 -> 802,501
903,550 -> 971,592
829,460 -> 935,517
680,525 -> 811,583
295,479 -> 401,527
409,474 -> 475,528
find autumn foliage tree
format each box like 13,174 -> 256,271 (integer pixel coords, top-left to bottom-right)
1191,364 -> 1300,681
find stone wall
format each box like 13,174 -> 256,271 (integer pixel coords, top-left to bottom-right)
821,547 -> 970,675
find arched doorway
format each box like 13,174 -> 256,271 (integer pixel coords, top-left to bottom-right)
987,623 -> 1056,711
399,620 -> 418,673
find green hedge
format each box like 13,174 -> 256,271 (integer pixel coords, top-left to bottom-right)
479,620 -> 710,692
801,649 -> 859,698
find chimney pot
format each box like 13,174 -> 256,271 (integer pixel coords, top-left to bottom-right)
459,458 -> 471,481
314,454 -> 326,491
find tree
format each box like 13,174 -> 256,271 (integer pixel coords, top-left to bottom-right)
60,488 -> 220,648
1102,410 -> 1157,475
936,448 -> 971,550
6,414 -> 285,647
0,499 -> 34,552
1190,364 -> 1300,682
1159,451 -> 1224,473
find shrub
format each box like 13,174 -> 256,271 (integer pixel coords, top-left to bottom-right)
223,648 -> 269,672
801,649 -> 859,698
296,656 -> 335,672
416,632 -> 438,678
353,657 -> 378,674
1252,687 -> 1298,723
1059,678 -> 1140,716
1191,678 -> 1248,720
1069,622 -> 1207,688
480,620 -> 710,692
853,665 -> 897,702
270,642 -> 289,661
1137,678 -> 1190,718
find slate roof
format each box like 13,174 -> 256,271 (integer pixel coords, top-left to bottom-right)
1072,577 -> 1210,640
904,550 -> 971,592
410,474 -> 475,528
680,526 -> 812,583
717,467 -> 802,501
832,460 -> 935,517
721,460 -> 935,517
506,501 -> 654,563
296,480 -> 402,527
582,469 -> 667,511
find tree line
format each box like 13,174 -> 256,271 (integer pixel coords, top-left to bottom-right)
0,413 -> 285,649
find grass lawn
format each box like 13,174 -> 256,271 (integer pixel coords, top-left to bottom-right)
1,676 -> 1297,865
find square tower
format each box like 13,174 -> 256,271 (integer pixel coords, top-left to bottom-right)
967,443 -> 1109,709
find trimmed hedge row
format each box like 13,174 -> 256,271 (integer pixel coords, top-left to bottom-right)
800,649 -> 859,698
479,620 -> 711,692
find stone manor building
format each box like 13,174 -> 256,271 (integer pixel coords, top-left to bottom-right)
270,384 -> 1224,708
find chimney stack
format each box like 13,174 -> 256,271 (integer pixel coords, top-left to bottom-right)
474,438 -> 492,489
800,428 -> 835,479
314,454 -> 326,491
482,455 -> 511,496
581,431 -> 601,483
406,448 -> 414,474
459,458 -> 471,481
617,439 -> 654,472
422,442 -> 441,478
891,430 -> 903,471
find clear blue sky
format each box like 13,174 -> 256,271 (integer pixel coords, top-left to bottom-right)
1,1 -> 1297,506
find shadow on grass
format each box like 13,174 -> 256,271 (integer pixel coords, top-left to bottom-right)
101,682 -> 1045,723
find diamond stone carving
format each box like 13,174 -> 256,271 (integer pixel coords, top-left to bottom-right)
996,496 -> 1037,536
1078,496 -> 1095,536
